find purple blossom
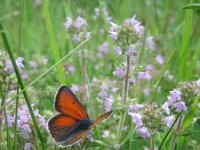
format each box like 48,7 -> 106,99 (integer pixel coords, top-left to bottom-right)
24,143 -> 31,150
162,102 -> 170,115
173,101 -> 187,112
145,36 -> 155,51
196,79 -> 200,87
168,74 -> 174,81
4,57 -> 24,74
110,32 -> 118,41
64,17 -> 72,29
72,34 -> 81,43
129,77 -> 136,84
136,127 -> 150,139
39,117 -> 46,128
112,87 -> 119,93
126,44 -> 137,57
98,42 -> 110,58
85,32 -> 91,40
104,97 -> 113,112
146,64 -> 153,71
128,104 -> 143,113
113,68 -> 124,78
114,144 -> 120,150
167,89 -> 181,103
22,73 -> 29,79
68,66 -> 75,73
102,130 -> 110,138
110,22 -> 118,32
163,116 -> 175,128
134,23 -> 144,37
29,61 -> 37,68
198,103 -> 200,109
94,7 -> 100,16
114,45 -> 122,57
74,16 -> 87,29
71,84 -> 79,94
21,124 -> 31,138
138,71 -> 152,81
156,55 -> 164,64
129,113 -> 143,127
144,88 -> 150,96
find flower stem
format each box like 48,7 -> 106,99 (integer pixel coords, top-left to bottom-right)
81,48 -> 90,101
169,113 -> 184,150
150,135 -> 155,150
122,56 -> 131,102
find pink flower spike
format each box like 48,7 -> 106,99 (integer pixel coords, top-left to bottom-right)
129,113 -> 143,127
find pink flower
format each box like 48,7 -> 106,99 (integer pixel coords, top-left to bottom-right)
128,104 -> 143,113
29,61 -> 37,68
102,130 -> 110,138
110,32 -> 118,41
167,89 -> 181,103
64,17 -> 72,29
104,97 -> 113,112
129,77 -> 136,84
4,57 -> 24,74
24,143 -> 31,150
85,32 -> 91,40
74,16 -> 87,29
145,36 -> 155,51
138,71 -> 152,81
156,55 -> 164,64
71,84 -> 79,94
114,45 -> 122,57
113,68 -> 124,78
162,102 -> 170,115
129,113 -> 143,127
72,34 -> 81,43
163,116 -> 175,128
114,144 -> 120,150
136,127 -> 150,139
21,124 -> 31,138
126,44 -> 137,57
173,101 -> 187,112
144,88 -> 150,96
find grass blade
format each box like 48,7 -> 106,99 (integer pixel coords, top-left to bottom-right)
42,0 -> 66,84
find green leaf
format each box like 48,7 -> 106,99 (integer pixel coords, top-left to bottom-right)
183,4 -> 200,10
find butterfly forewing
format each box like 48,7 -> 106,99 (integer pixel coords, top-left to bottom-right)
55,86 -> 89,120
89,111 -> 113,129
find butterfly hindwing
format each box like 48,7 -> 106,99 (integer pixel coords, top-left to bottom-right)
55,86 -> 89,120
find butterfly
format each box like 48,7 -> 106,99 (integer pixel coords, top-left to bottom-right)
47,86 -> 113,146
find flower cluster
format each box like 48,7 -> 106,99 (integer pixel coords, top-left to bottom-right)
92,6 -> 112,22
64,16 -> 91,43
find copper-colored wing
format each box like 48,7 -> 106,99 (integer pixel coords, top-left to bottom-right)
89,111 -> 113,129
55,86 -> 89,120
47,114 -> 77,142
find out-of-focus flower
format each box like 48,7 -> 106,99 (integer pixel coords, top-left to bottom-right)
128,104 -> 143,113
198,103 -> 200,109
138,71 -> 152,81
126,44 -> 137,57
145,36 -> 155,51
110,32 -> 118,41
136,127 -> 150,139
114,144 -> 120,150
71,84 -> 79,94
129,113 -> 143,127
162,102 -> 170,115
114,45 -> 122,57
98,42 -> 110,58
64,17 -> 72,29
85,32 -> 91,40
163,116 -> 175,128
74,16 -> 87,30
102,130 -> 110,138
29,61 -> 37,68
167,89 -> 181,103
4,57 -> 24,74
146,64 -> 153,71
24,142 -> 31,150
168,75 -> 174,81
113,68 -> 124,78
144,88 -> 150,96
22,73 -> 29,79
173,101 -> 187,112
156,55 -> 164,65
39,117 -> 46,128
72,34 -> 81,43
129,77 -> 136,84
104,97 -> 113,112
21,124 -> 31,138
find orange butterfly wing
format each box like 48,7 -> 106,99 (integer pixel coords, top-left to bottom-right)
89,111 -> 113,130
47,114 -> 77,142
55,86 -> 89,120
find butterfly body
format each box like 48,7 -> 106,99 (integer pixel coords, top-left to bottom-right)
47,86 -> 112,147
